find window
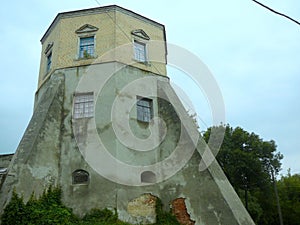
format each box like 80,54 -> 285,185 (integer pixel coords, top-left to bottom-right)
134,40 -> 146,62
0,168 -> 7,175
44,42 -> 53,75
137,97 -> 153,122
73,93 -> 94,119
46,52 -> 52,73
79,36 -> 94,58
72,169 -> 89,185
141,171 -> 156,183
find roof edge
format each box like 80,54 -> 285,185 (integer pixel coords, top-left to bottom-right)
0,153 -> 14,157
40,5 -> 165,44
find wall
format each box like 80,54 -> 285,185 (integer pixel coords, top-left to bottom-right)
0,75 -> 64,210
38,6 -> 167,88
0,154 -> 13,169
0,154 -> 14,191
0,63 -> 255,224
0,6 -> 255,225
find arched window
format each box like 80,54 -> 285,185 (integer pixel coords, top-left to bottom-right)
72,169 -> 89,185
141,171 -> 156,183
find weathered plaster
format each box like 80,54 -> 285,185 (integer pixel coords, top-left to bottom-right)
0,5 -> 255,225
127,193 -> 157,224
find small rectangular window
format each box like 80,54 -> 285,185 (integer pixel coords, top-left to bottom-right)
137,97 -> 153,122
134,40 -> 146,62
79,36 -> 94,58
46,52 -> 52,73
73,93 -> 94,119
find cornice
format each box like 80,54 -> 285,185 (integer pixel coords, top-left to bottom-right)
40,5 -> 165,44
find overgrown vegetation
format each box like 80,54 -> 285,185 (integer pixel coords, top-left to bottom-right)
155,198 -> 180,225
1,186 -> 77,225
1,187 -> 181,225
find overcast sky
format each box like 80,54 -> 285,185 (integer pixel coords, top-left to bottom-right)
0,0 -> 299,175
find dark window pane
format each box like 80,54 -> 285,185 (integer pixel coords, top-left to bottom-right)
137,97 -> 152,122
72,170 -> 89,184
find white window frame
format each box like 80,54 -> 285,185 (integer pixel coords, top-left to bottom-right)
73,92 -> 94,119
78,36 -> 95,59
133,40 -> 147,63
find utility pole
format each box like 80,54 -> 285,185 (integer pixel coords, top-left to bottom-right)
245,185 -> 248,211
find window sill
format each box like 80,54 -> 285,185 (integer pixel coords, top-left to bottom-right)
44,70 -> 51,77
74,55 -> 98,61
137,119 -> 151,124
133,59 -> 151,66
73,116 -> 94,120
43,70 -> 52,81
71,183 -> 89,186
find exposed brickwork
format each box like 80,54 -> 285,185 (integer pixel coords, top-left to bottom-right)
172,198 -> 195,225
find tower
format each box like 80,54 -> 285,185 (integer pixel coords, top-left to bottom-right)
0,5 -> 254,225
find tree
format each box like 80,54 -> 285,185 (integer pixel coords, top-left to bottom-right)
203,124 -> 283,225
277,172 -> 300,225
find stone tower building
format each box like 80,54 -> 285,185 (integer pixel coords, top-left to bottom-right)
0,5 -> 254,225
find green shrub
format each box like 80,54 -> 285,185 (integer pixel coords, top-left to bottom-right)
80,208 -> 128,225
154,198 -> 180,225
1,190 -> 26,225
1,186 -> 76,225
1,187 -> 180,225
